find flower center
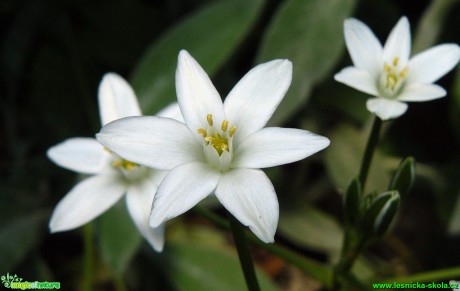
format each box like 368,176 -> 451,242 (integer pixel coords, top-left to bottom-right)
380,57 -> 409,98
198,114 -> 236,156
105,147 -> 146,181
112,159 -> 139,171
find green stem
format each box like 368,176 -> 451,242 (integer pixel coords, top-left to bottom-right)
332,231 -> 365,290
228,212 -> 261,291
380,266 -> 460,284
82,223 -> 94,291
359,116 -> 382,190
194,207 -> 331,285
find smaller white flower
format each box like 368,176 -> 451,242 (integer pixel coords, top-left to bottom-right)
451,280 -> 460,291
97,50 -> 330,243
335,16 -> 460,120
47,73 -> 181,252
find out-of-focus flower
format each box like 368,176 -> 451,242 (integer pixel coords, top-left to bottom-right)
335,16 -> 460,120
48,73 -> 181,252
97,50 -> 330,243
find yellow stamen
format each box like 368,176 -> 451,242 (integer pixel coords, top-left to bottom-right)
198,128 -> 207,137
229,126 -> 237,137
399,66 -> 409,78
386,73 -> 398,90
393,57 -> 399,66
384,62 -> 392,72
112,159 -> 139,171
207,114 -> 213,126
221,120 -> 229,132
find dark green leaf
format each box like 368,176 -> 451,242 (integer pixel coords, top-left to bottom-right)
256,0 -> 357,125
97,201 -> 142,275
131,0 -> 264,115
388,157 -> 416,199
373,192 -> 399,237
360,191 -> 399,238
344,178 -> 362,226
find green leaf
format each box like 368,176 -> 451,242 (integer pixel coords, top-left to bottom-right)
344,178 -> 362,227
131,0 -> 264,115
167,242 -> 279,291
97,201 -> 142,275
278,204 -> 343,257
373,192 -> 399,237
388,157 -> 416,199
256,0 -> 357,125
0,211 -> 48,274
360,191 -> 399,238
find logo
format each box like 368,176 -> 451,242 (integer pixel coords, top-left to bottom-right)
1,273 -> 60,290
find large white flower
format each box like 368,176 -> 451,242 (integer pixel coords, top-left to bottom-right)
97,50 -> 330,243
335,16 -> 460,120
47,73 -> 181,252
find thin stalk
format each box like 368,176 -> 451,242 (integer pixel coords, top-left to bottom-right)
228,212 -> 261,291
194,207 -> 331,284
82,223 -> 94,291
359,116 -> 382,190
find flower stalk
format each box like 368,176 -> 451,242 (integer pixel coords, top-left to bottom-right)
359,116 -> 382,190
228,212 -> 261,291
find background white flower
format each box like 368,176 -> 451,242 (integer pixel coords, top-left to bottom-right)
451,280 -> 460,291
47,73 -> 181,252
97,50 -> 330,243
335,16 -> 460,120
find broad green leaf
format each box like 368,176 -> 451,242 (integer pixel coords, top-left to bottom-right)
0,211 -> 48,274
131,0 -> 264,114
278,204 -> 343,257
388,157 -> 416,200
97,201 -> 142,275
413,0 -> 460,53
448,191 -> 460,234
167,242 -> 279,291
256,0 -> 357,125
325,124 -> 398,193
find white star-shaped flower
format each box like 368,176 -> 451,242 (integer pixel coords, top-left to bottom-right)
335,16 -> 460,120
47,73 -> 181,251
97,50 -> 330,243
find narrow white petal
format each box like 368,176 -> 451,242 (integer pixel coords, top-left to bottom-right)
407,44 -> 460,83
366,98 -> 408,120
47,138 -> 111,175
97,116 -> 203,170
383,17 -> 411,65
233,127 -> 330,169
215,168 -> 279,243
223,59 -> 292,139
334,66 -> 379,95
126,174 -> 165,252
398,83 -> 446,102
343,18 -> 383,76
98,73 -> 142,126
176,50 -> 225,137
150,162 -> 220,227
156,102 -> 184,122
49,175 -> 125,232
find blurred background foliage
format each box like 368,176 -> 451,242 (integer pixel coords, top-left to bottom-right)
1,0 -> 460,290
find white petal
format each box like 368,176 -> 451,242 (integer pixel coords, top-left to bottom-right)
334,66 -> 379,95
233,127 -> 330,169
343,18 -> 383,76
176,50 -> 225,138
366,98 -> 408,120
215,168 -> 278,243
47,138 -> 111,175
398,83 -> 446,102
150,162 -> 220,227
383,17 -> 411,65
223,59 -> 292,139
156,102 -> 184,122
97,116 -> 203,170
49,175 -> 125,232
98,73 -> 142,126
407,44 -> 460,83
126,172 -> 166,252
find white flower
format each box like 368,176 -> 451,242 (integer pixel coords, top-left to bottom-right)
97,50 -> 330,243
335,16 -> 460,120
451,280 -> 460,291
47,73 -> 181,252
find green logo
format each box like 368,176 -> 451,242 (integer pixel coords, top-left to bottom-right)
1,274 -> 60,290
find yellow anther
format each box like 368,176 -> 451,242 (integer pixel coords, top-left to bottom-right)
221,144 -> 228,151
207,114 -> 213,126
384,62 -> 392,72
112,160 -> 122,167
393,57 -> 399,66
221,120 -> 229,132
205,136 -> 213,142
386,74 -> 398,90
229,126 -> 237,137
198,128 -> 207,137
112,159 -> 139,171
399,67 -> 409,79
